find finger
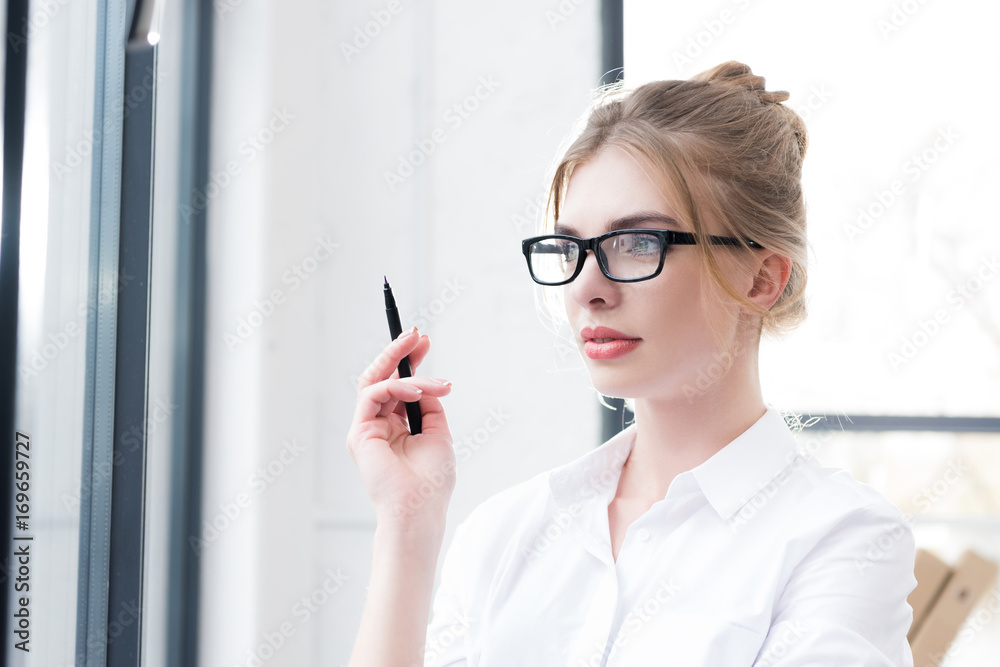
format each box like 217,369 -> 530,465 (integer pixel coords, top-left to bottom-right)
356,376 -> 452,424
405,334 -> 431,373
385,334 -> 430,382
377,385 -> 419,418
411,393 -> 451,438
390,378 -> 451,420
392,354 -> 438,417
357,327 -> 421,391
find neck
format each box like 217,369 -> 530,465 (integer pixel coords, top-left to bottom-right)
620,341 -> 767,502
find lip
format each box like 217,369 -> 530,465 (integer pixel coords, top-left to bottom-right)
580,326 -> 641,360
581,326 -> 639,342
584,338 -> 641,359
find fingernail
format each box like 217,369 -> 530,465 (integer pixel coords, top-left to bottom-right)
399,326 -> 418,340
433,378 -> 452,387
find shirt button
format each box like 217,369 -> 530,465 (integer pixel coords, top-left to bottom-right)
636,528 -> 650,542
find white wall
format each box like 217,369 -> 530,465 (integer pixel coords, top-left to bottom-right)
201,1 -> 605,665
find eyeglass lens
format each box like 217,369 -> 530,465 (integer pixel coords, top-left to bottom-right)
528,232 -> 665,284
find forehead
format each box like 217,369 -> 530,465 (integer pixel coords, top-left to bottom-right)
557,146 -> 683,237
553,212 -> 682,237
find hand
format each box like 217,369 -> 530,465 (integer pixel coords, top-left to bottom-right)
347,328 -> 455,532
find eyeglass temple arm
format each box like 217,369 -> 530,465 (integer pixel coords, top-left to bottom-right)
706,235 -> 764,249
523,234 -> 763,250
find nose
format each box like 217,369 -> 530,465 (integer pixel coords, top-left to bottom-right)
567,248 -> 619,309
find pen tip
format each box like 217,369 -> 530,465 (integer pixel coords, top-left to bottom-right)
384,275 -> 388,286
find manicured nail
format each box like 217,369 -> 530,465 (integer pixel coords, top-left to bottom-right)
399,326 -> 418,339
433,378 -> 452,387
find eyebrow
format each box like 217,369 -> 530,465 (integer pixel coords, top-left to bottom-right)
554,212 -> 682,237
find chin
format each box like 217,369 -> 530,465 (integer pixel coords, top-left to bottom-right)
585,367 -> 645,399
586,365 -> 693,405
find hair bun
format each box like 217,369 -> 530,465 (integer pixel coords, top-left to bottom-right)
692,60 -> 789,104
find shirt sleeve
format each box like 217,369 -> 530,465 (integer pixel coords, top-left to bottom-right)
753,503 -> 918,667
424,517 -> 475,667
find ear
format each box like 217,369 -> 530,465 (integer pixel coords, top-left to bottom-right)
747,251 -> 792,311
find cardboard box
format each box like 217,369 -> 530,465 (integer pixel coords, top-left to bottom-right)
907,549 -> 952,642
910,550 -> 998,667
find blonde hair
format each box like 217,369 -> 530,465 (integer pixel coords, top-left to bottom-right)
540,61 -> 809,344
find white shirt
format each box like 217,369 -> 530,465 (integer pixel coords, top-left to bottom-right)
425,407 -> 917,666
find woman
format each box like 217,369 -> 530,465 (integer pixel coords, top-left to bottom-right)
347,62 -> 916,666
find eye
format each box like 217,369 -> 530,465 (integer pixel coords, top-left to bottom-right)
622,233 -> 663,257
559,240 -> 579,261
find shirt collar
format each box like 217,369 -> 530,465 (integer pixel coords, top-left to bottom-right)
547,423 -> 637,510
546,407 -> 805,521
690,407 -> 806,520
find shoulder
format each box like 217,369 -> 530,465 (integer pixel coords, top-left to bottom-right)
795,457 -> 911,531
762,463 -> 917,665
784,457 -> 916,580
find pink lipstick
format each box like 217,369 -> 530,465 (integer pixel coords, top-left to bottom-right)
581,326 -> 641,360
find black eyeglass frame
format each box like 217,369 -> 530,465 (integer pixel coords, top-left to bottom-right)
521,228 -> 764,286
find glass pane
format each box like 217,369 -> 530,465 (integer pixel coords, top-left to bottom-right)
531,238 -> 577,282
603,232 -> 662,278
11,0 -> 99,664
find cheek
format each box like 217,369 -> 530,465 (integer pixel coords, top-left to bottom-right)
646,265 -> 706,315
642,272 -> 732,352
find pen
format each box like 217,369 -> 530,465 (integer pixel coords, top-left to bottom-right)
383,276 -> 422,434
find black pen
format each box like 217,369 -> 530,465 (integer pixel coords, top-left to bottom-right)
383,276 -> 422,434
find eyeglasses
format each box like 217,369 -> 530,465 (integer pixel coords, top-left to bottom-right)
521,228 -> 762,286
